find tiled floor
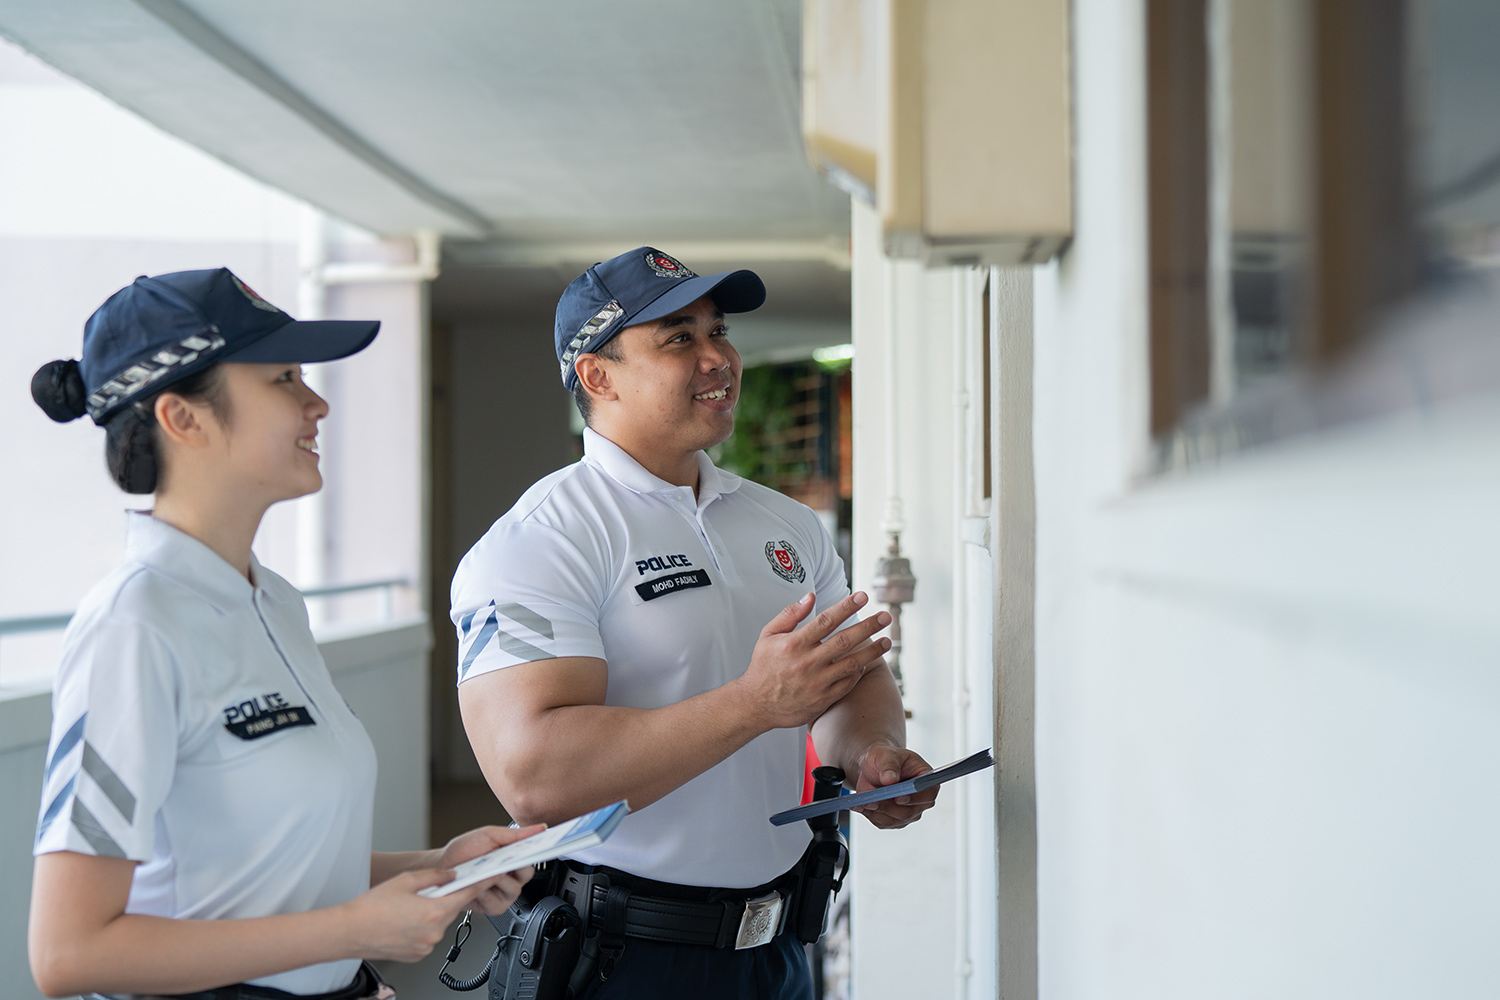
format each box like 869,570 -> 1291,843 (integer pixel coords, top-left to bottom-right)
372,781 -> 510,999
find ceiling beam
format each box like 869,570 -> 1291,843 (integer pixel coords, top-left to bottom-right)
445,236 -> 852,271
131,0 -> 496,236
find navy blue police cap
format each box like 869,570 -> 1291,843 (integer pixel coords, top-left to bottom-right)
555,246 -> 766,391
62,268 -> 378,424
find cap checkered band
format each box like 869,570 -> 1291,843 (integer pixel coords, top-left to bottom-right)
86,329 -> 227,421
560,299 -> 625,381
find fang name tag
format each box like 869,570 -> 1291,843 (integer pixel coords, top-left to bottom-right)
222,693 -> 317,740
635,569 -> 713,602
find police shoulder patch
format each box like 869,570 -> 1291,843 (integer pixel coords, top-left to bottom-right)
765,540 -> 806,584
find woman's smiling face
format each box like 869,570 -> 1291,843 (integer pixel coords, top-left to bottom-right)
213,362 -> 329,503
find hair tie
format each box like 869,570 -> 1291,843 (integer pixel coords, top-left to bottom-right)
31,359 -> 88,423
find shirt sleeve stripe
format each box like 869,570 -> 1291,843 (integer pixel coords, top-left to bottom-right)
458,609 -> 500,680
81,742 -> 137,824
497,603 -> 554,640
35,774 -> 76,844
69,798 -> 127,859
44,713 -> 87,784
458,610 -> 555,680
492,628 -> 551,663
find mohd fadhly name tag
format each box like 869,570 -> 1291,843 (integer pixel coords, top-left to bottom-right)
634,568 -> 713,602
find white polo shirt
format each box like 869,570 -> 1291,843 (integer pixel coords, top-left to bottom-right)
34,513 -> 377,995
452,427 -> 852,888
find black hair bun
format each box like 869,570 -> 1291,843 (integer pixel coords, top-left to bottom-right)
32,359 -> 88,423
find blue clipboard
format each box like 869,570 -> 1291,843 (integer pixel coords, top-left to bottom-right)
769,748 -> 995,826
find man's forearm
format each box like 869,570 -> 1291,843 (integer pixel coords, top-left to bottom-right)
468,682 -> 768,826
809,660 -> 907,780
462,593 -> 891,826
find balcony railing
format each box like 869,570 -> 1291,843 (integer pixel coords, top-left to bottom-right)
0,578 -> 410,675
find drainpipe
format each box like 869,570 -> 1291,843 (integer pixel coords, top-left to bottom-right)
295,205 -> 440,616
950,271 -> 975,998
870,258 -> 917,700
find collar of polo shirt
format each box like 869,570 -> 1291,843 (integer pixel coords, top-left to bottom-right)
581,427 -> 742,504
122,511 -> 263,611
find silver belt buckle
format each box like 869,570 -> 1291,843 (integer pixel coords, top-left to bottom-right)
734,891 -> 784,950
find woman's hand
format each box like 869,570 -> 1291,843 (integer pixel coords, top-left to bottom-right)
338,855 -> 534,963
30,842 -> 538,994
432,824 -> 545,915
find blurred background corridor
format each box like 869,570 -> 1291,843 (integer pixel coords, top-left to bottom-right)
3,1 -> 1498,998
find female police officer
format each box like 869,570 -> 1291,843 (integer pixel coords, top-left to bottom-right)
26,268 -> 535,999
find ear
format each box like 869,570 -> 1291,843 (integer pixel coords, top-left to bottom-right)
153,392 -> 213,448
574,353 -> 619,405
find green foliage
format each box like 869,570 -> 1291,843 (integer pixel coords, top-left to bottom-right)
713,363 -> 802,486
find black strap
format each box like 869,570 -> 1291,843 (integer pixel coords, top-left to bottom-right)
559,862 -> 797,950
87,961 -> 386,1000
588,883 -> 752,948
597,883 -> 632,979
599,883 -> 632,949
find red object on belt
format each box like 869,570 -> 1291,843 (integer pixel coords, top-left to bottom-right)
802,734 -> 823,805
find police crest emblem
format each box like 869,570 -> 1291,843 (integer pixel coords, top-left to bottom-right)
231,274 -> 281,312
644,250 -> 696,279
765,540 -> 806,584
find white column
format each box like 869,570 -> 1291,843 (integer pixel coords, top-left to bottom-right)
296,205 -> 329,624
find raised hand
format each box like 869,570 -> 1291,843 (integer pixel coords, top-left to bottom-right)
738,591 -> 892,730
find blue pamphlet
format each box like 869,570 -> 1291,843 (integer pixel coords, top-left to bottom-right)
769,748 -> 995,827
420,800 -> 630,897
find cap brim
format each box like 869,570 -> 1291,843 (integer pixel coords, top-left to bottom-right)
221,319 -> 381,364
625,269 -> 767,330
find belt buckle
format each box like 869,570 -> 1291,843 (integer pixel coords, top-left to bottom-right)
734,891 -> 783,950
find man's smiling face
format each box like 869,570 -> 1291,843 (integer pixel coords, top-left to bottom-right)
598,294 -> 742,457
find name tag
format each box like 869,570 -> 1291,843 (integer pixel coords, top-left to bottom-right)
223,702 -> 317,740
634,569 -> 713,602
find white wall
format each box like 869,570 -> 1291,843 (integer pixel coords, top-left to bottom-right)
847,201 -> 963,999
1028,2 -> 1152,989
844,3 -> 1500,998
0,619 -> 430,999
846,206 -> 1020,1000
0,682 -> 49,1000
314,266 -> 428,622
1029,1 -> 1500,997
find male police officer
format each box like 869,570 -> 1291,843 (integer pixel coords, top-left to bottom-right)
452,247 -> 935,998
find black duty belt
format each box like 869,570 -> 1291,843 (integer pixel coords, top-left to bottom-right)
556,861 -> 800,951
86,959 -> 390,1000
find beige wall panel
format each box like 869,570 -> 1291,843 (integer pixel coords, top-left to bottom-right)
802,0 -> 882,196
1227,0 -> 1312,236
923,0 -> 1073,238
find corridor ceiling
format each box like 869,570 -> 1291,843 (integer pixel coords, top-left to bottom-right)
0,0 -> 851,264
